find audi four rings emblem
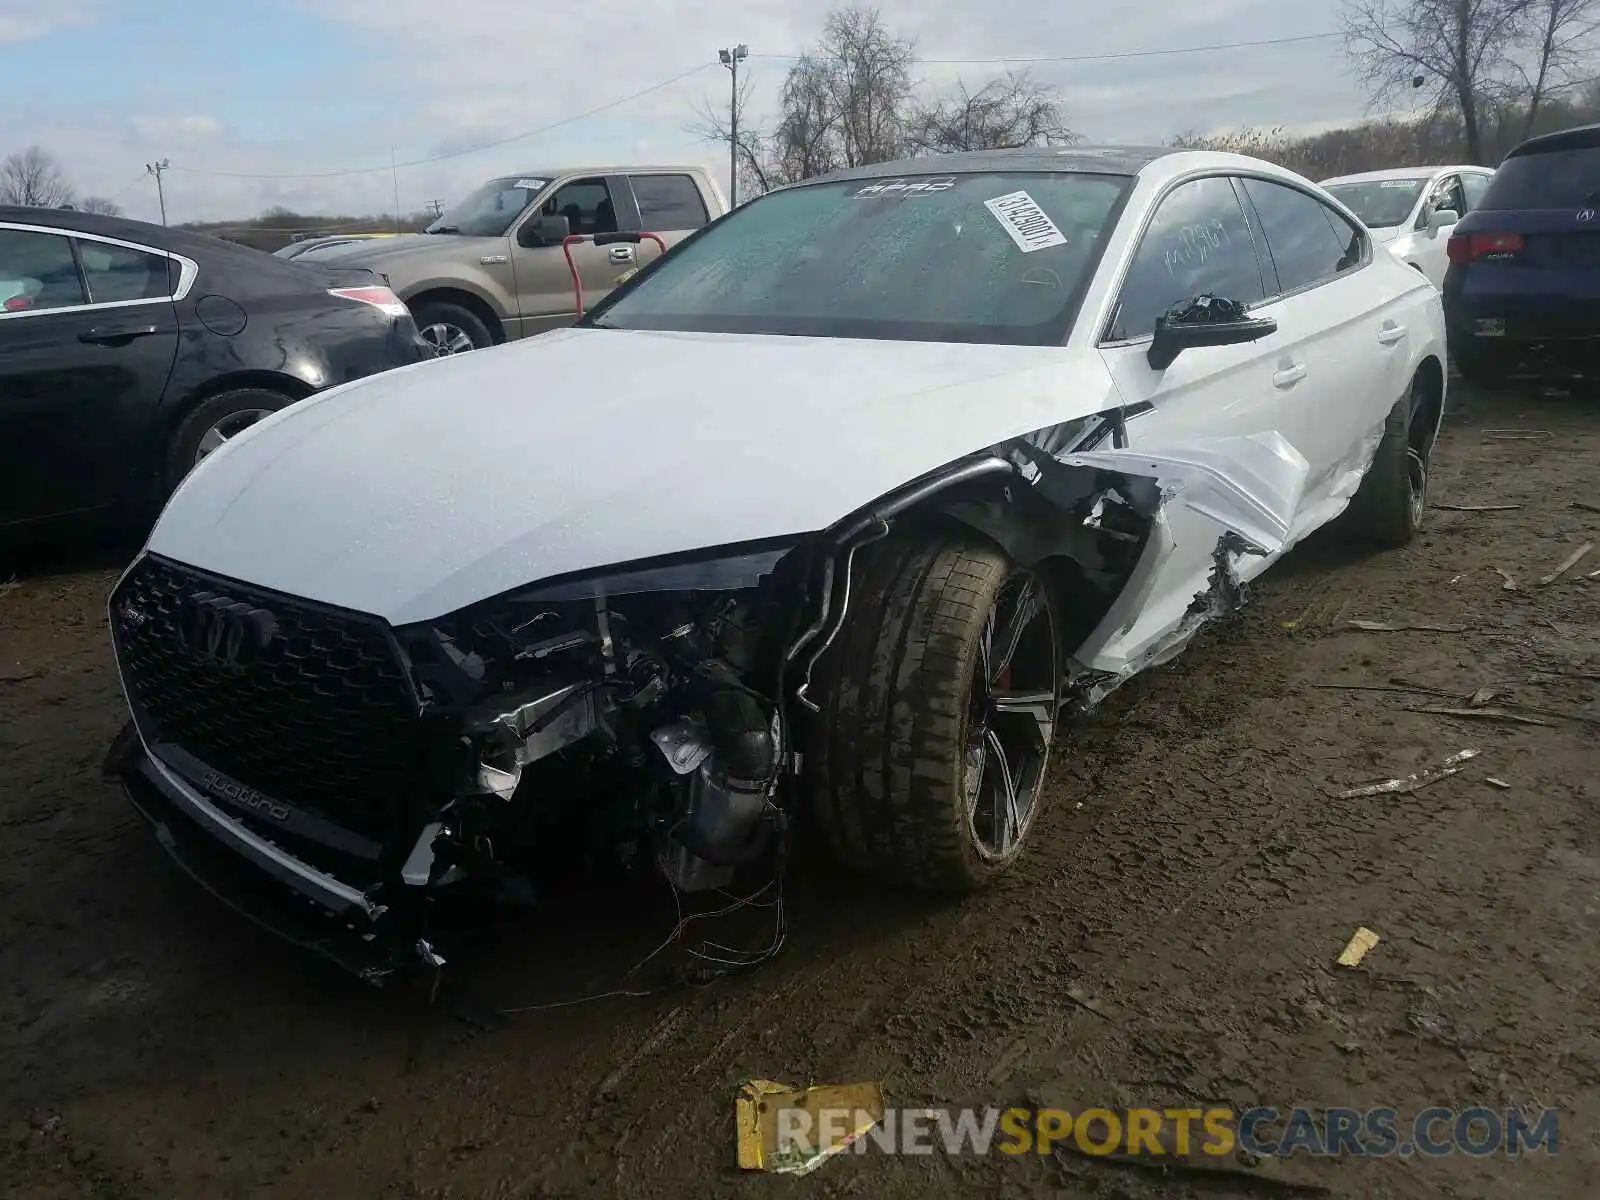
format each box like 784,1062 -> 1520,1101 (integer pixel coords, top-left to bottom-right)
1579,209 -> 1595,222
178,592 -> 279,667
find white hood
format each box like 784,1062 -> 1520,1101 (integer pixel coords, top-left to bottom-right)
148,328 -> 1120,624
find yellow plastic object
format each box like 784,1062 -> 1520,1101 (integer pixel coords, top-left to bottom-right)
735,1078 -> 887,1175
1336,927 -> 1380,967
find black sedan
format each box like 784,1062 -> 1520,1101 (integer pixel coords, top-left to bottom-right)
0,207 -> 432,534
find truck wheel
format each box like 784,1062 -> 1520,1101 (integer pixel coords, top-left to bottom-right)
1343,372 -> 1432,549
808,533 -> 1062,893
166,387 -> 292,488
412,300 -> 493,355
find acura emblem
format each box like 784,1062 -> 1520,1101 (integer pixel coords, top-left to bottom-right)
1579,209 -> 1595,222
178,591 -> 278,668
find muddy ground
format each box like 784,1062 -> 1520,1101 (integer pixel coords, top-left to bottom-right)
2,382 -> 1598,1199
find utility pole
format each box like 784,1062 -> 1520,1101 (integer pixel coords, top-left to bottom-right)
390,146 -> 402,234
718,44 -> 749,207
146,158 -> 169,225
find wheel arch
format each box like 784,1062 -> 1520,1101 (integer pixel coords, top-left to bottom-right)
403,285 -> 506,345
165,370 -> 313,433
1411,354 -> 1446,455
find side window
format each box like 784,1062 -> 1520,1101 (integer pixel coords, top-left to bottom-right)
0,228 -> 87,313
1430,176 -> 1467,219
1462,172 -> 1492,211
541,178 -> 617,236
76,240 -> 174,303
1109,176 -> 1265,341
630,174 -> 709,231
1241,178 -> 1361,294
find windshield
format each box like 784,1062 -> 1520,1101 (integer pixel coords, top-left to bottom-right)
587,170 -> 1133,345
1483,147 -> 1600,209
426,175 -> 549,236
1322,179 -> 1426,228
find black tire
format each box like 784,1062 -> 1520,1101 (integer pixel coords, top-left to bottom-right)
411,300 -> 494,355
808,532 -> 1062,894
1344,373 -> 1433,549
165,387 -> 293,489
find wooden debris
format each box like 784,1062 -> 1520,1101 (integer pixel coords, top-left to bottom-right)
1572,500 -> 1600,515
1486,778 -> 1512,790
1338,749 -> 1480,798
1432,502 -> 1522,512
1347,619 -> 1465,633
1495,567 -> 1518,591
1405,705 -> 1552,727
1539,542 -> 1594,586
1482,430 -> 1552,440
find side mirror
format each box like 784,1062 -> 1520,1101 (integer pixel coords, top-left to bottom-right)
1427,207 -> 1460,231
518,214 -> 570,248
1147,310 -> 1278,371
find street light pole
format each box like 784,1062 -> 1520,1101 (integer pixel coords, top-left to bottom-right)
718,44 -> 749,207
146,159 -> 170,225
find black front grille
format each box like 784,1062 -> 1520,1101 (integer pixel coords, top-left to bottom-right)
110,555 -> 423,843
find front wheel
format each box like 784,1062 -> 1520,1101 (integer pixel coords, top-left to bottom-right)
412,300 -> 494,356
808,534 -> 1062,893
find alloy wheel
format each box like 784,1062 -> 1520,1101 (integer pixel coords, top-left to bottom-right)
963,571 -> 1060,861
421,321 -> 477,356
194,409 -> 274,466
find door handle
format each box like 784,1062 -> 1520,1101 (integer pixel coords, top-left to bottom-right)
78,324 -> 162,345
607,246 -> 634,264
1377,323 -> 1408,345
1272,363 -> 1307,388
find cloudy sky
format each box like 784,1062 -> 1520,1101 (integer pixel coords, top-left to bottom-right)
0,0 -> 1378,224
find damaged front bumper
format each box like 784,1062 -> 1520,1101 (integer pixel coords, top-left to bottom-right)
104,720 -> 428,984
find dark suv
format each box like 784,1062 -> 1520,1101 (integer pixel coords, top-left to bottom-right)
1443,123 -> 1600,383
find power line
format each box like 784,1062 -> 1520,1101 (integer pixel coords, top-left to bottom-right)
749,30 -> 1343,65
155,30 -> 1346,183
169,62 -> 716,180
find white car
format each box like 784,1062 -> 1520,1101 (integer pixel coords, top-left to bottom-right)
105,147 -> 1448,979
1321,165 -> 1496,290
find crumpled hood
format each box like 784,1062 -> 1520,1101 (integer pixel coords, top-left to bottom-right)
147,328 -> 1120,624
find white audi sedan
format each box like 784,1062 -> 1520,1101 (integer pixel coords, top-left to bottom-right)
106,147 -> 1447,980
1321,165 -> 1496,289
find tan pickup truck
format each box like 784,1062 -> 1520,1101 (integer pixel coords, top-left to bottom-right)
312,166 -> 727,354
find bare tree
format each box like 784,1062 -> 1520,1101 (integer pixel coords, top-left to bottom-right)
0,146 -> 75,208
909,70 -> 1076,155
819,6 -> 917,167
1342,0 -> 1529,161
81,196 -> 123,216
1512,0 -> 1600,135
688,72 -> 771,198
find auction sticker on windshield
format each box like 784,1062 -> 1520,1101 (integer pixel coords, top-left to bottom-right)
984,190 -> 1068,252
514,178 -> 547,191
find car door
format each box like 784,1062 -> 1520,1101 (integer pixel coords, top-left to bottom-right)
1414,173 -> 1467,289
1097,174 -> 1295,616
625,172 -> 713,272
509,174 -> 633,334
0,224 -> 181,526
1237,176 -> 1410,506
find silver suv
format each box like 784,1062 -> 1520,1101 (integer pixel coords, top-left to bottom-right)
316,167 -> 727,354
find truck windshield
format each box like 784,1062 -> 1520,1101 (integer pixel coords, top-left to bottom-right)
586,170 -> 1133,345
1323,179 -> 1426,228
426,176 -> 549,236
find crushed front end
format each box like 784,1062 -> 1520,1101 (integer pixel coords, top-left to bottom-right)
105,545 -> 804,983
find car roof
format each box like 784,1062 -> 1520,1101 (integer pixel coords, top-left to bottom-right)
1509,122 -> 1600,156
0,204 -> 237,258
1321,165 -> 1490,185
805,145 -> 1178,185
492,165 -> 710,179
